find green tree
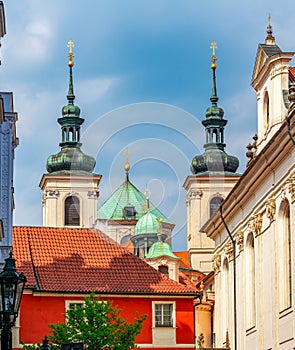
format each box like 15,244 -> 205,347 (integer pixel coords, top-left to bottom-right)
48,292 -> 147,350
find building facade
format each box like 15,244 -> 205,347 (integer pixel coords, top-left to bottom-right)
202,23 -> 295,349
13,226 -> 196,350
0,2 -> 19,263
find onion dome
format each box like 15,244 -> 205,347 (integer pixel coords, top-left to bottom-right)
145,241 -> 179,259
134,196 -> 167,240
191,41 -> 239,176
46,40 -> 96,174
134,210 -> 159,236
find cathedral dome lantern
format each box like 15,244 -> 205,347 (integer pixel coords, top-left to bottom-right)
46,40 -> 96,174
191,41 -> 239,176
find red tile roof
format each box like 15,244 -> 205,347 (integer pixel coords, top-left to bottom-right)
174,251 -> 192,269
289,67 -> 295,83
13,226 -> 196,295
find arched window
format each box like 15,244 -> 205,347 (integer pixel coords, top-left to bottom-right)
245,233 -> 255,329
69,127 -> 74,141
65,196 -> 80,226
278,199 -> 292,311
222,258 -> 229,335
210,196 -> 223,217
158,265 -> 169,277
263,91 -> 270,130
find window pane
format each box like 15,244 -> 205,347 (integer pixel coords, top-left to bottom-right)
154,304 -> 173,327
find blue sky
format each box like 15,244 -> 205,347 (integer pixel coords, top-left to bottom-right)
1,0 -> 294,250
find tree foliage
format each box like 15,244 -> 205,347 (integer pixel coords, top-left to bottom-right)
47,292 -> 147,350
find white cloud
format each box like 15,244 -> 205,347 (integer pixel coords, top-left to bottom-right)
77,77 -> 119,105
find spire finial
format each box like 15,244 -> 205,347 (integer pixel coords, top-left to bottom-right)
144,186 -> 150,210
156,218 -> 162,234
67,39 -> 75,104
124,148 -> 130,179
210,40 -> 218,105
67,39 -> 74,67
265,13 -> 276,45
210,40 -> 217,69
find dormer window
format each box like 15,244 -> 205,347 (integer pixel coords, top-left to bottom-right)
124,205 -> 136,219
158,265 -> 169,277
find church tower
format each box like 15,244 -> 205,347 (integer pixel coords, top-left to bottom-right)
40,41 -> 101,228
183,42 -> 240,273
251,16 -> 294,154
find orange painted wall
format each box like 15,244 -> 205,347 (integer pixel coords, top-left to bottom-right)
19,293 -> 194,348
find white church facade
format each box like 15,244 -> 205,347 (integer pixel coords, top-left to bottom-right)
201,22 -> 295,349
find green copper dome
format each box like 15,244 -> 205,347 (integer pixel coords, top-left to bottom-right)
46,48 -> 96,174
145,241 -> 179,259
134,210 -> 159,236
191,48 -> 239,176
98,176 -> 172,224
46,147 -> 96,174
62,103 -> 81,118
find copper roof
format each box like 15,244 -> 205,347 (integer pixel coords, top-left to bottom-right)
97,178 -> 173,224
13,226 -> 195,295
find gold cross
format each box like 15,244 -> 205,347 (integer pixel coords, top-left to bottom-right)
156,218 -> 163,234
210,40 -> 217,57
125,148 -> 129,165
144,186 -> 151,200
268,13 -> 271,26
67,39 -> 74,60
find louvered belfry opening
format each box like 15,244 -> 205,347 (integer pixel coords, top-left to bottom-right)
65,196 -> 80,226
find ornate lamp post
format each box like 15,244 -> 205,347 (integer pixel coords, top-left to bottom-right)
0,252 -> 26,350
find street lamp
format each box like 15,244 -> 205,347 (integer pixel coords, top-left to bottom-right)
0,251 -> 26,350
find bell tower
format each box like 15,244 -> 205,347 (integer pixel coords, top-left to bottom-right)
39,40 -> 101,228
184,42 -> 240,272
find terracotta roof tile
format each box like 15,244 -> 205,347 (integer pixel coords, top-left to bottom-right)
13,226 -> 195,295
174,251 -> 192,269
289,67 -> 295,83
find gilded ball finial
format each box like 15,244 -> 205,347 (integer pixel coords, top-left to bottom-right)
210,40 -> 217,69
67,39 -> 75,67
124,148 -> 131,173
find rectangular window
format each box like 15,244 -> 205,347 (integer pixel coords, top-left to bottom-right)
154,303 -> 173,327
65,300 -> 84,312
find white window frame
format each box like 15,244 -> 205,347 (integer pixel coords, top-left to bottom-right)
278,199 -> 292,312
65,300 -> 84,312
152,301 -> 175,328
245,232 -> 256,330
